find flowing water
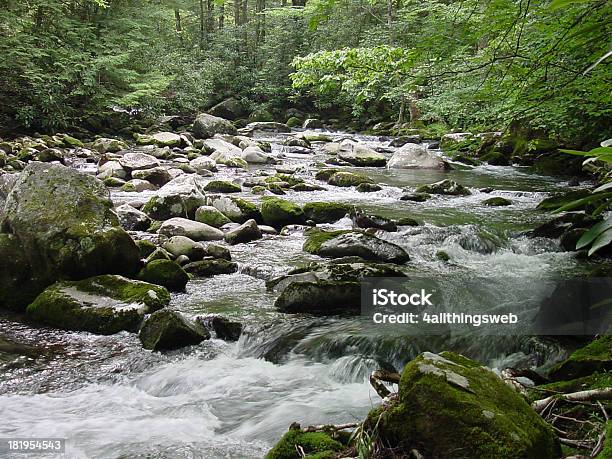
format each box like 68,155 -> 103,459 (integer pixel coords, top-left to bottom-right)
0,130 -> 601,458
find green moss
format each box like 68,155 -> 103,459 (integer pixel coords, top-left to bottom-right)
138,259 -> 189,292
260,197 -> 304,228
286,116 -> 302,128
62,135 -> 84,147
528,372 -> 612,402
265,429 -> 343,459
303,229 -> 350,254
303,202 -> 351,223
204,180 -> 241,193
481,151 -> 510,166
136,239 -> 157,258
195,206 -> 232,228
328,172 -> 373,187
356,183 -> 382,192
315,168 -> 339,181
602,421 -> 612,458
233,197 -> 262,222
251,185 -> 267,194
549,336 -> 612,380
436,250 -> 451,262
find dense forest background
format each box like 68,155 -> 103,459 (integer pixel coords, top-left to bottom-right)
0,0 -> 610,145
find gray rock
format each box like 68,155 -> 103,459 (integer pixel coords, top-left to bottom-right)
192,113 -> 237,139
225,219 -> 262,245
139,309 -> 210,351
118,152 -> 161,172
337,140 -> 387,167
387,143 -> 448,169
131,167 -> 172,187
159,217 -> 224,241
116,204 -> 151,231
162,235 -> 206,261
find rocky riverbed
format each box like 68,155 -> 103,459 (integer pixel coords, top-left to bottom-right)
0,115 -> 610,458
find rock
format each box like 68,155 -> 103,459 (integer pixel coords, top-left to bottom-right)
416,179 -> 471,196
369,351 -> 560,458
142,175 -> 207,220
559,227 -> 588,251
302,118 -> 324,129
103,177 -> 126,187
98,160 -> 127,180
137,259 -> 189,292
260,197 -> 305,229
451,154 -> 480,166
159,217 -> 224,241
150,132 -> 182,147
304,230 -> 409,264
197,315 -> 242,341
328,171 -> 374,187
441,132 -> 474,147
482,197 -> 512,206
192,113 -> 237,139
285,116 -> 302,128
247,109 -> 274,122
265,427 -> 343,459
387,143 -> 448,169
548,336 -> 612,380
241,145 -> 276,164
244,122 -> 290,133
337,140 -> 387,167
397,217 -> 420,226
116,204 -> 151,231
139,309 -> 210,351
195,205 -> 232,228
536,189 -> 591,211
117,152 -> 160,173
0,234 -> 41,310
225,219 -> 262,245
481,151 -> 510,166
209,196 -> 261,223
122,179 -> 157,192
529,213 -> 599,239
136,239 -> 157,258
162,236 -> 206,261
356,183 -> 382,192
275,280 -> 361,314
203,243 -> 231,260
400,192 -> 431,202
1,163 -> 141,311
189,156 -> 218,174
205,138 -> 246,167
208,98 -> 246,120
183,259 -> 238,277
131,167 -> 172,187
389,135 -> 421,147
352,211 -> 397,232
92,138 -> 127,153
302,202 -> 351,223
314,168 -> 339,181
26,275 -> 170,334
146,247 -> 172,262
204,180 -> 241,193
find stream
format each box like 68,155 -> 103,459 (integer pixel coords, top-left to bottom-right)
0,129 -> 601,458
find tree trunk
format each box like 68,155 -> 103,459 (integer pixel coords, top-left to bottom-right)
174,9 -> 182,32
219,4 -> 224,29
292,0 -> 306,6
200,0 -> 206,48
234,0 -> 241,26
242,0 -> 248,23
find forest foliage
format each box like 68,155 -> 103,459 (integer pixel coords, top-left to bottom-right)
0,0 -> 609,144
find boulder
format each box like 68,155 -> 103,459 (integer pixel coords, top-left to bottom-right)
352,211 -> 397,232
137,259 -> 189,292
159,217 -> 224,241
529,213 -> 599,239
0,234 -> 41,310
369,352 -> 560,458
205,138 -> 247,168
400,192 -> 431,202
116,204 -> 151,231
189,156 -> 218,174
481,151 -> 510,166
260,197 -> 305,229
208,98 -> 246,120
387,143 -> 448,169
122,179 -> 157,192
26,275 -> 170,334
204,180 -> 241,193
416,179 -> 471,196
1,163 -> 141,311
225,219 -> 262,245
183,259 -> 238,276
142,175 -> 207,220
302,118 -> 324,129
244,122 -> 290,133
195,205 -> 232,228
548,336 -> 612,380
150,132 -> 182,147
337,140 -> 387,167
139,309 -> 210,351
117,152 -> 160,172
328,172 -> 374,187
356,183 -> 382,192
209,196 -> 261,223
192,113 -> 237,139
265,428 -> 343,459
304,230 -> 409,264
162,235 -> 206,261
389,135 -> 421,147
98,160 -> 127,180
131,167 -> 172,187
92,138 -> 127,154
197,315 -> 243,341
241,145 -> 276,164
302,202 -> 351,223
482,197 -> 512,206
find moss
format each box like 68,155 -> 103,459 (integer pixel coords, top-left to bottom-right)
328,172 -> 373,187
251,185 -> 267,194
260,197 -> 305,228
136,239 -> 157,258
315,168 -> 339,181
356,183 -> 382,192
195,206 -> 232,228
549,336 -> 612,380
138,259 -> 189,292
303,202 -> 351,223
481,151 -> 510,166
62,135 -> 84,147
303,229 -> 350,254
265,429 -> 343,459
286,116 -> 302,128
527,372 -> 612,402
121,182 -> 136,192
267,183 -> 287,195
233,197 -> 262,222
482,197 -> 512,206
436,250 -> 451,262
602,421 -> 612,458
204,180 -> 241,193
397,217 -> 420,226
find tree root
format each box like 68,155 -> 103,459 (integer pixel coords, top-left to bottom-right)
369,370 -> 401,398
532,387 -> 612,413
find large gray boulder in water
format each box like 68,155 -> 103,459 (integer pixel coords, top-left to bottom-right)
387,143 -> 448,169
192,113 -> 237,139
0,163 -> 141,311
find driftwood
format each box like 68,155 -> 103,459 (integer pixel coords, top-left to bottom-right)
532,387 -> 612,413
301,422 -> 359,433
558,437 -> 594,449
369,370 -> 401,398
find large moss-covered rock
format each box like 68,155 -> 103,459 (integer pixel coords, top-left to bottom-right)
142,175 -> 207,220
304,230 -> 409,264
275,280 -> 361,314
208,98 -> 246,120
204,180 -> 241,193
416,179 -> 471,196
337,140 -> 387,167
194,205 -> 232,228
328,171 -> 374,187
0,234 -> 42,310
1,163 -> 141,311
260,197 -> 305,229
548,336 -> 612,381
302,202 -> 351,223
26,275 -> 170,334
370,352 -> 560,459
137,259 -> 189,292
183,259 -> 238,277
265,427 -> 343,459
192,113 -> 237,139
139,309 -> 210,351
209,195 -> 261,223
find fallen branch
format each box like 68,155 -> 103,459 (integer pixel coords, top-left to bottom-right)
369,370 -> 401,398
532,388 -> 612,414
301,422 -> 359,433
558,438 -> 594,449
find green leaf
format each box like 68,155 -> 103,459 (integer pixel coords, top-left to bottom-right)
553,192 -> 612,213
549,0 -> 596,11
594,182 -> 612,193
588,228 -> 612,256
576,216 -> 612,250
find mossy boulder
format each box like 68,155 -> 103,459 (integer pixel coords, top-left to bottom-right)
314,168 -> 339,182
302,202 -> 351,223
204,180 -> 241,193
225,219 -> 262,245
260,197 -> 305,228
286,116 -> 302,128
370,352 -> 560,458
0,233 -> 43,311
548,336 -> 612,381
183,259 -> 238,277
139,309 -> 210,351
26,275 -> 170,334
136,239 -> 157,258
192,113 -> 238,139
416,179 -> 471,196
265,427 -> 343,459
356,182 -> 382,192
1,163 -> 141,311
137,259 -> 189,292
209,196 -> 262,223
328,171 -> 374,187
141,175 -> 207,220
275,280 -> 361,314
482,197 -> 512,206
481,151 -> 510,166
197,315 -> 243,341
195,205 -> 232,228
